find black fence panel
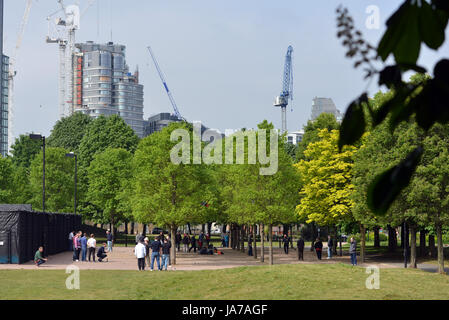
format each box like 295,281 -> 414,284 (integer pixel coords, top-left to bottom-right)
0,207 -> 81,264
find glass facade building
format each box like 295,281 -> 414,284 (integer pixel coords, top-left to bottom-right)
74,42 -> 145,138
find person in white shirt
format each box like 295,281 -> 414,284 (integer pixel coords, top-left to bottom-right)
87,234 -> 97,262
135,237 -> 147,271
68,231 -> 74,252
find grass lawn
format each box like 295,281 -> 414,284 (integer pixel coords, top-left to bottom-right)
1,264 -> 448,300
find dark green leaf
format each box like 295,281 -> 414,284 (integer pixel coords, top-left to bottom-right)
379,66 -> 402,89
338,93 -> 367,151
419,0 -> 446,50
378,1 -> 421,64
367,146 -> 423,215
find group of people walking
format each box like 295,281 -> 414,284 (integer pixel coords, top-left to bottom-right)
68,230 -> 108,263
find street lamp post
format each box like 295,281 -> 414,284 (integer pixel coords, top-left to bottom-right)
403,221 -> 408,268
65,152 -> 77,215
30,134 -> 45,212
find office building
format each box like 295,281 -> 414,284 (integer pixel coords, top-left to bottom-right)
287,130 -> 304,145
144,112 -> 181,136
311,97 -> 342,121
74,41 -> 145,138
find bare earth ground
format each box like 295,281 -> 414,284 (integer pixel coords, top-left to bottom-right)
0,244 -> 430,271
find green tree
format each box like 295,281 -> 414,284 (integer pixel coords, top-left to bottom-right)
47,112 -> 92,152
29,147 -> 75,213
296,113 -> 340,161
295,129 -> 355,229
132,122 -> 207,264
222,121 -> 299,264
78,115 -> 139,169
0,156 -> 14,203
336,2 -> 449,214
408,123 -> 449,274
10,135 -> 42,169
87,148 -> 132,239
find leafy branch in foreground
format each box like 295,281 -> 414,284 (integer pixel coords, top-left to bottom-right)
336,1 -> 449,215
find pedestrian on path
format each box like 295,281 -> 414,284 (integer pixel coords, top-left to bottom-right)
182,233 -> 190,252
73,231 -> 81,262
81,233 -> 88,262
68,231 -> 74,252
283,234 -> 290,254
144,237 -> 151,267
297,237 -> 305,261
349,237 -> 357,266
97,243 -> 108,262
327,235 -> 334,259
87,234 -> 96,262
150,237 -> 162,271
175,231 -> 182,252
314,238 -> 323,260
106,230 -> 113,252
135,237 -> 147,271
161,238 -> 171,271
34,246 -> 48,267
189,235 -> 197,253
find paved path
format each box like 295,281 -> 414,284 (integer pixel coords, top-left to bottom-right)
0,246 -> 445,273
0,246 -> 351,271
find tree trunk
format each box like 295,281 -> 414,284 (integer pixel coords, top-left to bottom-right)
410,225 -> 417,268
170,225 -> 177,265
124,222 -> 128,235
260,224 -> 265,263
373,226 -> 380,248
419,229 -> 426,257
269,224 -> 273,265
436,223 -> 445,274
429,234 -> 436,258
130,222 -> 134,235
240,226 -> 245,252
142,224 -> 147,237
360,224 -> 366,263
253,224 -> 257,259
388,225 -> 396,252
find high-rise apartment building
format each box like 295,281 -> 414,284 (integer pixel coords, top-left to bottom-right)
0,0 -> 9,157
310,97 -> 342,121
74,41 -> 145,138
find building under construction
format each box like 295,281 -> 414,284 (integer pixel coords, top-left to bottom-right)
73,41 -> 145,138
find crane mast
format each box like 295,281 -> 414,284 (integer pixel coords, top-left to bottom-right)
147,46 -> 184,121
274,45 -> 294,133
7,0 -> 33,154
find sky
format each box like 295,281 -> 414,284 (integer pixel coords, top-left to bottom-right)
3,0 -> 449,139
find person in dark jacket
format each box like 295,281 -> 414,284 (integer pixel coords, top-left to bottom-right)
349,237 -> 357,266
297,237 -> 305,261
189,235 -> 197,253
97,243 -> 108,262
314,238 -> 323,260
182,233 -> 190,252
327,235 -> 334,259
175,232 -> 182,252
283,234 -> 290,254
150,238 -> 162,271
161,238 -> 171,270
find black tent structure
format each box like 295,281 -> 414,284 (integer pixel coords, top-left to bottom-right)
0,205 -> 81,264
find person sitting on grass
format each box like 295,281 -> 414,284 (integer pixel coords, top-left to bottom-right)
34,247 -> 48,267
97,243 -> 108,262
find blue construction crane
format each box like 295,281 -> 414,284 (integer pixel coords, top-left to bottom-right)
274,45 -> 294,133
147,46 -> 184,121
